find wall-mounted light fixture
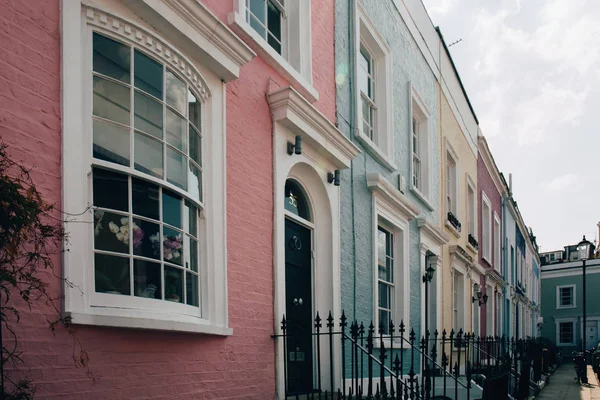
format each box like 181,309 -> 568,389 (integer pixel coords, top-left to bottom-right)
327,170 -> 340,186
472,283 -> 488,306
287,135 -> 302,155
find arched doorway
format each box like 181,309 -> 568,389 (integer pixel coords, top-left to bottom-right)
284,179 -> 314,394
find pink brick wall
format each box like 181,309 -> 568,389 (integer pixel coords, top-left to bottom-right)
0,0 -> 337,398
477,155 -> 503,336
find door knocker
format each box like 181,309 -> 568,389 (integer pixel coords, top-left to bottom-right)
289,235 -> 302,250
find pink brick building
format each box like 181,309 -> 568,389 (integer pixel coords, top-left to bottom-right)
0,0 -> 357,398
477,136 -> 508,337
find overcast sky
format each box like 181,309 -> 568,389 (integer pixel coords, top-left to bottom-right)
422,0 -> 600,252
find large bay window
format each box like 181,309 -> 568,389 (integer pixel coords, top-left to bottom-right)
61,4 -> 248,334
493,214 -> 501,271
91,32 -> 203,309
445,145 -> 460,233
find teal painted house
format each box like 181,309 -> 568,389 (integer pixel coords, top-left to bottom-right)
335,0 -> 447,344
540,253 -> 600,352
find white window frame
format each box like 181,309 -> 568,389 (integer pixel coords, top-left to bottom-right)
354,6 -> 395,171
452,267 -> 466,332
481,192 -> 492,263
409,83 -> 433,209
493,213 -> 501,272
556,319 -> 576,346
372,192 -> 410,339
445,141 -> 460,237
486,283 -> 494,335
472,283 -> 480,335
556,284 -> 576,309
229,0 -> 316,101
61,4 -> 236,335
466,175 -> 477,243
496,292 -> 503,336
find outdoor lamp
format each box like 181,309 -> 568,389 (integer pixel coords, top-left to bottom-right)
287,135 -> 302,155
423,264 -> 435,283
328,170 -> 341,186
482,293 -> 489,304
578,235 -> 592,261
472,283 -> 482,303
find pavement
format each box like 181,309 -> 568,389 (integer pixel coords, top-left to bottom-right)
536,363 -> 600,400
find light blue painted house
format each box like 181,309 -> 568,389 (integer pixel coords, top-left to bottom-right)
335,0 -> 446,357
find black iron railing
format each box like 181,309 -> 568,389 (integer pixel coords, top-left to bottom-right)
467,234 -> 478,250
273,312 -> 552,399
447,212 -> 461,232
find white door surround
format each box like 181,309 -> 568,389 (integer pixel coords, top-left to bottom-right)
269,86 -> 360,398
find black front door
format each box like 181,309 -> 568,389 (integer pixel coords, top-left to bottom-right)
285,218 -> 313,394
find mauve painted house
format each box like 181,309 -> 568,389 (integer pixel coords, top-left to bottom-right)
0,0 -> 357,398
476,135 -> 507,337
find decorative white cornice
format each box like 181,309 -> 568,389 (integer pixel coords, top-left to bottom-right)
486,269 -> 508,288
84,5 -> 211,101
367,173 -> 420,220
119,0 -> 255,82
268,86 -> 361,169
449,244 -> 474,267
417,216 -> 449,246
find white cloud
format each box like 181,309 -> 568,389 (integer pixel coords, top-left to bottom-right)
427,0 -> 457,15
544,174 -> 580,193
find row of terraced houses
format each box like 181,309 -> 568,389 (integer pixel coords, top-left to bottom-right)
0,0 -> 541,398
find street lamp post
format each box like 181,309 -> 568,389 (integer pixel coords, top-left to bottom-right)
577,236 -> 591,364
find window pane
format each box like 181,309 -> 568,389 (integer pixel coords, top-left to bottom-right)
134,91 -> 163,139
133,259 -> 162,299
249,0 -> 266,23
378,283 -> 389,308
167,147 -> 187,190
188,162 -> 202,203
249,13 -> 266,38
134,132 -> 163,178
188,91 -> 201,129
163,226 -> 183,265
162,190 -> 182,228
94,211 -> 130,253
184,201 -> 197,237
166,109 -> 186,152
189,125 -> 202,165
132,218 -> 160,260
93,33 -> 130,83
359,50 -> 370,96
93,168 -> 128,212
93,119 -> 130,166
93,76 -> 130,125
379,310 -> 390,334
186,272 -> 199,307
165,266 -> 183,303
166,70 -> 186,115
185,236 -> 198,272
94,253 -> 130,295
377,229 -> 386,268
134,50 -> 163,99
132,178 -> 159,220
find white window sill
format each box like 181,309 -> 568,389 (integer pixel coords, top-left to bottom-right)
64,308 -> 232,336
445,220 -> 461,238
556,305 -> 576,310
482,255 -> 492,264
557,342 -> 575,347
355,131 -> 397,172
410,186 -> 434,211
227,11 -> 318,103
467,242 -> 479,254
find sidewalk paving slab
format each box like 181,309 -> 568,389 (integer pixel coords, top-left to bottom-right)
536,364 -> 600,400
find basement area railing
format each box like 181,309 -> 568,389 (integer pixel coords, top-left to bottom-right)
273,311 -> 553,400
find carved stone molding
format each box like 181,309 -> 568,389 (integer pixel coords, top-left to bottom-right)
84,5 -> 211,101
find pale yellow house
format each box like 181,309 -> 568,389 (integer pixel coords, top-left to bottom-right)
436,34 -> 482,339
